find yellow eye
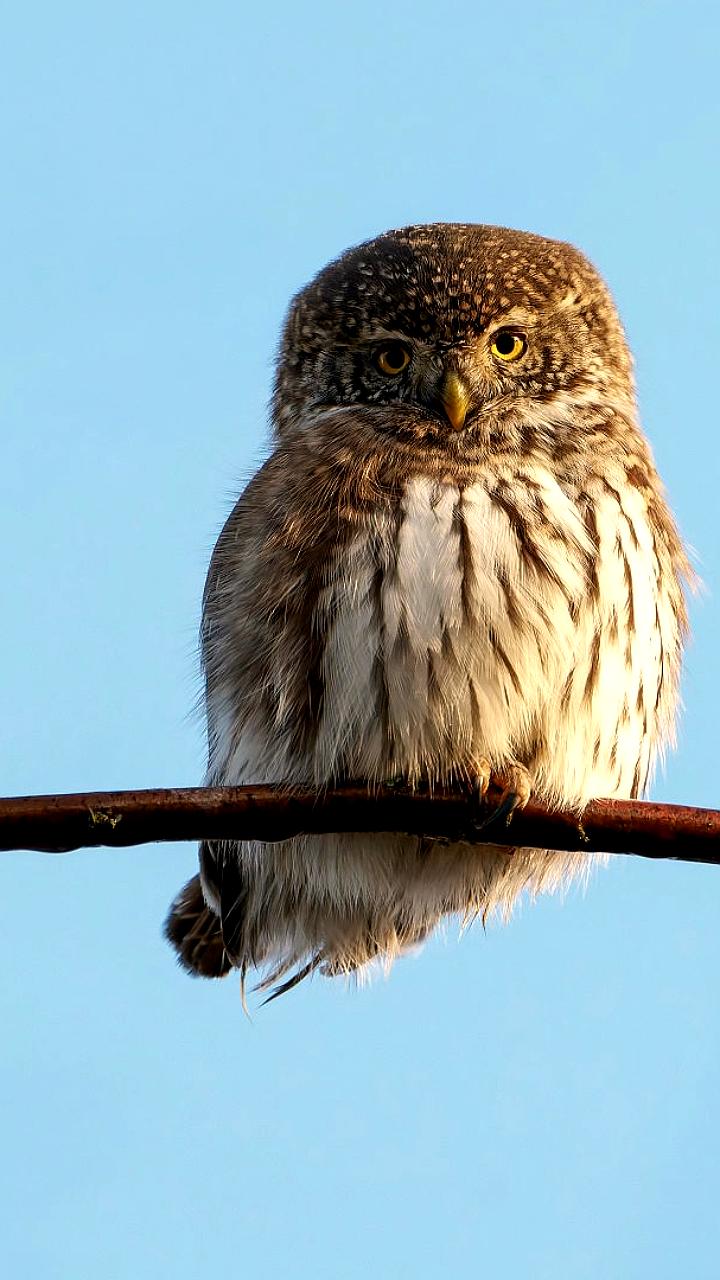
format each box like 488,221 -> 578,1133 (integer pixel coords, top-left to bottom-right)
490,331 -> 527,362
375,342 -> 412,375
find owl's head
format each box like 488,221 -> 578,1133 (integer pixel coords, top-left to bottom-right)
272,224 -> 635,453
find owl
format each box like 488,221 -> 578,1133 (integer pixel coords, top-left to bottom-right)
165,223 -> 690,1000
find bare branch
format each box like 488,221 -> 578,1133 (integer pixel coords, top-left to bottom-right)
0,784 -> 718,865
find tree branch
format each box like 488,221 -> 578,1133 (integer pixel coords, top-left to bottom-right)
0,784 -> 718,864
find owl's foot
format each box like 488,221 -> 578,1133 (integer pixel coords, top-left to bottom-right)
469,758 -> 531,831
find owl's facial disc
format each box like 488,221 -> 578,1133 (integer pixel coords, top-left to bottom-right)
272,224 -> 638,447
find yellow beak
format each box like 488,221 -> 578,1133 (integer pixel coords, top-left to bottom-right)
440,370 -> 470,431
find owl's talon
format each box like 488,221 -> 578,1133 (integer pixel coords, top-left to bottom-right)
480,791 -> 520,829
457,756 -> 491,802
471,762 -> 531,832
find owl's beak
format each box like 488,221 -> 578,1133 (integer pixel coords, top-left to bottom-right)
440,370 -> 470,431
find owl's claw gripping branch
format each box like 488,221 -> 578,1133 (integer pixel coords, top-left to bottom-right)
479,762 -> 530,834
471,761 -> 532,831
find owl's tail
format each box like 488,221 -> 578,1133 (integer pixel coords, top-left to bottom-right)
164,875 -> 233,979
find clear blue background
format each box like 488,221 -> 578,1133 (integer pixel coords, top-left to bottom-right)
2,3 -> 719,1276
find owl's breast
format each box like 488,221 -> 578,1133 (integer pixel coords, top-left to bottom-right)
312,471 -> 594,789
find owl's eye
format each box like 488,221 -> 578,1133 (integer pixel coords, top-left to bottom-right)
490,331 -> 527,362
374,342 -> 412,375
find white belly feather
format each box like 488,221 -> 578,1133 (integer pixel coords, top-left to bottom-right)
312,471 -> 654,803
215,470 -> 666,807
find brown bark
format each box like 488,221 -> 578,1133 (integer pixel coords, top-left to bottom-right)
0,783 -> 718,865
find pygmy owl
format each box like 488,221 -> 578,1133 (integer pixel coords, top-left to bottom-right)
166,223 -> 690,1000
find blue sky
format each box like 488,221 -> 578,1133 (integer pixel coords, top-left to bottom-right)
2,2 -> 719,1276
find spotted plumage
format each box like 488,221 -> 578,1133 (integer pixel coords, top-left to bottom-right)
165,223 -> 691,999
